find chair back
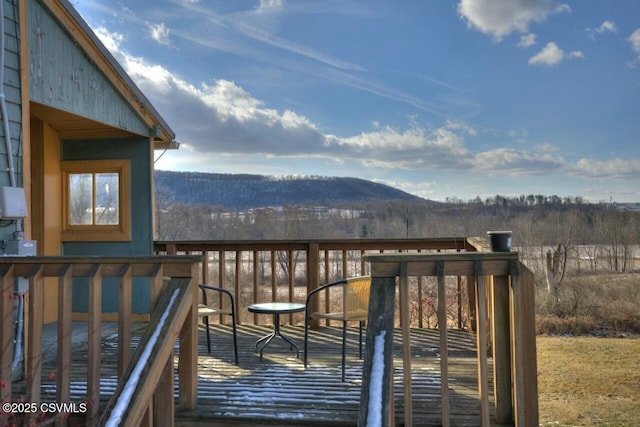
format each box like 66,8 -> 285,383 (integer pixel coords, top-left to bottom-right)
343,276 -> 371,321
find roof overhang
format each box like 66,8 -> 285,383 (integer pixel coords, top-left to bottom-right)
40,0 -> 177,147
30,102 -> 180,150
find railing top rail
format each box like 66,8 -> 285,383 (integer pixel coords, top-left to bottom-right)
154,237 -> 476,252
0,255 -> 202,278
365,251 -> 519,263
365,251 -> 520,277
0,255 -> 202,263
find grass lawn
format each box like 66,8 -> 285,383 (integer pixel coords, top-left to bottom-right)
537,336 -> 640,426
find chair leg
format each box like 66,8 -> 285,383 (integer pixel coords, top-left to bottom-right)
359,321 -> 364,359
341,321 -> 347,382
204,316 -> 211,354
231,313 -> 239,365
303,318 -> 309,368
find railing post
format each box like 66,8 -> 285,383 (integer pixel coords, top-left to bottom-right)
492,274 -> 513,423
307,242 -> 319,328
178,262 -> 199,410
510,261 -> 539,426
358,276 -> 395,427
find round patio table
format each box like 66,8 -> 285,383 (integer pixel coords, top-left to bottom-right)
247,302 -> 306,358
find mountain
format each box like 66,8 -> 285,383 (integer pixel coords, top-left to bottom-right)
155,170 -> 426,210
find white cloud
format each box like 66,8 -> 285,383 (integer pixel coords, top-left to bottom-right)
517,33 -> 536,48
97,27 -> 638,185
574,158 -> 640,180
93,26 -> 125,52
630,29 -> 640,53
534,143 -> 559,153
586,20 -> 617,39
473,148 -> 565,175
598,20 -> 617,33
628,29 -> 640,66
257,0 -> 284,13
148,23 -> 172,47
528,42 -> 564,66
457,0 -> 570,41
568,51 -> 585,59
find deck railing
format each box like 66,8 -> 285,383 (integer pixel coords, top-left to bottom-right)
154,238 -> 475,328
3,240 -> 538,426
359,251 -> 538,427
0,255 -> 200,427
155,238 -> 538,426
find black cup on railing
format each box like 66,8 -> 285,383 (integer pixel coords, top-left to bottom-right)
487,230 -> 512,252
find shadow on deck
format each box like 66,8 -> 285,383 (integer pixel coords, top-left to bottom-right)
179,324 -> 491,427
16,323 -> 492,426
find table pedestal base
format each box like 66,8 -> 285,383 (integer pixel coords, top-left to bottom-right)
255,313 -> 300,358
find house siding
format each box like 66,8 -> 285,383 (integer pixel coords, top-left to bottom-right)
0,0 -> 25,243
27,0 -> 150,137
62,138 -> 154,314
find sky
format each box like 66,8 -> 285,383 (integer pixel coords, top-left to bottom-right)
73,0 -> 640,203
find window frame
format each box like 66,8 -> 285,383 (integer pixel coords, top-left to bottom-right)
61,159 -> 131,242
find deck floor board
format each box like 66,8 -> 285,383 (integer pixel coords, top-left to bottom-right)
14,323 -> 493,426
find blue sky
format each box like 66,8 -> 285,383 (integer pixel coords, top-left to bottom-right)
74,0 -> 640,203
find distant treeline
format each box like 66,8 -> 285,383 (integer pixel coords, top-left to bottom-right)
446,194 -> 587,207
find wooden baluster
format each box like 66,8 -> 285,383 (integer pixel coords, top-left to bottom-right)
306,243 -> 319,328
492,274 -> 513,423
437,261 -> 450,427
0,264 -> 15,425
323,249 -> 330,325
219,251 -> 225,323
57,265 -> 72,427
475,261 -> 490,426
202,250 -> 209,285
26,264 -> 44,417
288,250 -> 294,324
118,264 -> 133,379
87,264 -> 102,422
270,251 -> 277,304
253,251 -> 259,325
235,251 -> 241,325
149,264 -> 164,311
399,262 -> 413,427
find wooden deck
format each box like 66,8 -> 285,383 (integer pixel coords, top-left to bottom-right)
15,323 -> 492,426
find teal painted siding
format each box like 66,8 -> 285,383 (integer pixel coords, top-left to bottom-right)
28,0 -> 151,137
62,138 -> 154,314
0,0 -> 25,243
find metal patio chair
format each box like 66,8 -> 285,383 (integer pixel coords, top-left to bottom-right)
303,276 -> 371,382
198,284 -> 239,365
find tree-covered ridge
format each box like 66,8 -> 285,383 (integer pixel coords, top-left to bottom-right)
155,170 -> 425,210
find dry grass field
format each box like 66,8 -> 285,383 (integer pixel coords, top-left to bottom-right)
537,336 -> 640,426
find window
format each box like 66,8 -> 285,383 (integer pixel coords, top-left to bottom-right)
61,159 -> 131,241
